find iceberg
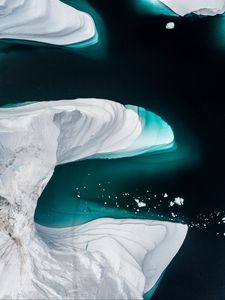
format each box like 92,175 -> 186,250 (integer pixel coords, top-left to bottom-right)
138,0 -> 225,16
0,99 -> 187,299
36,219 -> 187,298
159,0 -> 225,16
0,0 -> 97,47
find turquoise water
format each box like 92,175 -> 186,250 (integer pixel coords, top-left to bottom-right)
33,98 -> 196,227
34,152 -> 188,227
133,0 -> 178,16
93,104 -> 175,160
0,2 -> 224,298
144,273 -> 164,300
31,101 -> 185,227
0,34 -> 98,50
0,100 -> 194,228
1,101 -> 171,299
0,101 -> 36,108
211,15 -> 225,50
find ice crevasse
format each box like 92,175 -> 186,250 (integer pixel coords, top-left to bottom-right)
0,99 -> 187,299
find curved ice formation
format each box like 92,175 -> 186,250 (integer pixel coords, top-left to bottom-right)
0,0 -> 96,46
0,98 -> 186,299
159,0 -> 225,16
37,219 -> 187,297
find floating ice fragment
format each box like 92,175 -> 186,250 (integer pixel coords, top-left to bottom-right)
169,201 -> 175,207
138,201 -> 147,208
222,217 -> 225,223
174,197 -> 184,206
134,198 -> 146,207
166,22 -> 175,29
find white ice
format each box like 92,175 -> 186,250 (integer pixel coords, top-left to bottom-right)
160,0 -> 225,16
166,22 -> 175,29
0,0 -> 96,46
174,197 -> 184,206
0,99 -> 187,299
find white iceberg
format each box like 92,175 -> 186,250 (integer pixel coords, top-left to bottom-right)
0,0 -> 96,46
174,197 -> 184,206
166,22 -> 175,29
0,99 -> 187,299
36,219 -> 187,298
160,0 -> 225,16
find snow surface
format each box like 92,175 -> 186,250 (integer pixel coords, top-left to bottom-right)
160,0 -> 225,16
0,99 -> 187,299
0,0 -> 96,46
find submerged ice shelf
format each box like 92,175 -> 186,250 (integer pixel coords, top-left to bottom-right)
0,98 -> 187,299
0,0 -> 97,47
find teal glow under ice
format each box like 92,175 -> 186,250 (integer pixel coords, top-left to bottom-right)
144,272 -> 165,299
0,0 -> 103,50
134,0 -> 178,16
93,104 -> 175,159
34,103 -> 175,227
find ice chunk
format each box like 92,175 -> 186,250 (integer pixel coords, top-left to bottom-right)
174,197 -> 184,206
166,22 -> 175,29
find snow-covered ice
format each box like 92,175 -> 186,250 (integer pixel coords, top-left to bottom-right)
160,0 -> 225,16
0,99 -> 187,299
0,0 -> 96,46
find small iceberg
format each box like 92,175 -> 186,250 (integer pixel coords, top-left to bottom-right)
0,0 -> 97,48
0,98 -> 187,299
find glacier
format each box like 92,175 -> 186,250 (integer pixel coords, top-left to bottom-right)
0,0 -> 97,47
0,99 -> 187,299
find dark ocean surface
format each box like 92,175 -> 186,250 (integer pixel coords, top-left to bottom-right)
0,1 -> 225,299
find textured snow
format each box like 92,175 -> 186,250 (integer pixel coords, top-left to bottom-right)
0,0 -> 96,46
160,0 -> 225,16
0,98 -> 187,299
37,219 -> 187,296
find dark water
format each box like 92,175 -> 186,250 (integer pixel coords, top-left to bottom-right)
0,1 -> 225,299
